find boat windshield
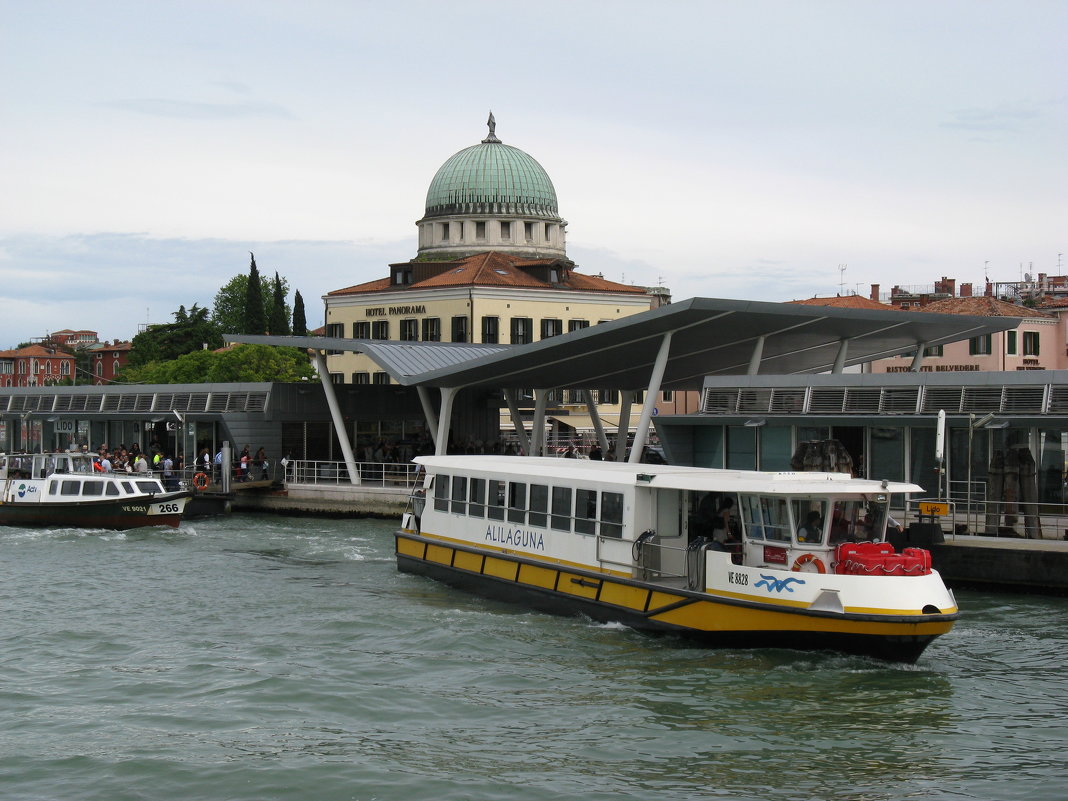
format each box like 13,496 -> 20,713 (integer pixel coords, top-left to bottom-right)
792,500 -> 829,545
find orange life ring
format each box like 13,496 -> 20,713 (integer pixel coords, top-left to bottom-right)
192,472 -> 209,490
792,553 -> 827,573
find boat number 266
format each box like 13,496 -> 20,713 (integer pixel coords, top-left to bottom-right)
155,503 -> 181,514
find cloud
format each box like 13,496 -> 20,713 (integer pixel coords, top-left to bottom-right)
98,98 -> 296,120
941,105 -> 1042,133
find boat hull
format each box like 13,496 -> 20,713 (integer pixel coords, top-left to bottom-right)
0,492 -> 190,530
396,531 -> 955,664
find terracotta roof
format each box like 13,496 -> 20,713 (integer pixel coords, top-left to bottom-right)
328,251 -> 647,296
920,296 -> 1050,318
788,295 -> 893,310
0,344 -> 75,358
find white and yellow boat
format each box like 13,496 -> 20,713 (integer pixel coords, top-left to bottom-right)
397,456 -> 958,663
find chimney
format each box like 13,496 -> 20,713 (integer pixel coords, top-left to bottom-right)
870,283 -> 880,301
945,278 -> 956,296
985,281 -> 993,297
960,283 -> 973,297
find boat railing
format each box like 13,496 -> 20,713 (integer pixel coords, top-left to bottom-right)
908,494 -> 1068,540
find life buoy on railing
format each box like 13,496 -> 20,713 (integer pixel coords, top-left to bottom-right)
792,553 -> 827,573
192,472 -> 209,490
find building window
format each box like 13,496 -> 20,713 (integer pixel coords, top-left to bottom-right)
440,222 -> 450,242
544,223 -> 552,242
400,319 -> 419,341
330,373 -> 343,384
373,372 -> 389,385
500,220 -> 512,241
482,316 -> 499,344
923,345 -> 943,357
510,318 -> 533,345
969,335 -> 992,355
352,372 -> 370,384
599,389 -> 619,404
112,360 -> 119,376
540,318 -> 562,339
325,323 -> 343,338
475,221 -> 486,240
452,316 -> 469,343
371,321 -> 389,340
568,319 -> 589,333
662,390 -> 673,401
524,221 -> 534,242
422,317 -> 441,342
1006,330 -> 1018,355
353,321 -> 370,339
1023,331 -> 1041,356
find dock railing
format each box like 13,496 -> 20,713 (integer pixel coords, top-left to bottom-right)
281,459 -> 421,490
908,493 -> 1068,541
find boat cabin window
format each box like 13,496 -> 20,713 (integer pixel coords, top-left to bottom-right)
106,483 -> 119,496
507,482 -> 526,524
135,480 -> 164,494
829,499 -> 875,542
601,492 -> 624,538
121,481 -> 135,493
434,475 -> 450,512
792,500 -> 828,545
575,489 -> 597,534
529,484 -> 549,527
82,481 -> 105,497
468,478 -> 486,517
451,475 -> 467,515
487,480 -> 506,520
740,495 -> 791,543
551,487 -> 572,531
61,480 -> 81,496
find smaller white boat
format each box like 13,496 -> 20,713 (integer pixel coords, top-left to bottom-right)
0,452 -> 190,530
397,456 -> 959,663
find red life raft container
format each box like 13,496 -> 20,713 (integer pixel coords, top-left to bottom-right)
833,541 -> 932,576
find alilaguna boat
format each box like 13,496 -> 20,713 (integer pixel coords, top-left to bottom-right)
397,456 -> 959,663
0,452 -> 190,530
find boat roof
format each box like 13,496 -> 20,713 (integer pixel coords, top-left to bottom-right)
414,455 -> 922,496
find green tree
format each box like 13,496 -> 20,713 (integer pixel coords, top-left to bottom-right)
269,271 -> 291,335
244,253 -> 266,335
212,261 -> 291,336
292,290 -> 308,336
127,304 -> 221,367
119,344 -> 313,384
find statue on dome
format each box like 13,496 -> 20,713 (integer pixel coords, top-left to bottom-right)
483,111 -> 501,144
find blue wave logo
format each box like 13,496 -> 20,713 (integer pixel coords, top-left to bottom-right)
754,574 -> 806,593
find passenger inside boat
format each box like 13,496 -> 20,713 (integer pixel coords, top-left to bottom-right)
797,510 -> 824,543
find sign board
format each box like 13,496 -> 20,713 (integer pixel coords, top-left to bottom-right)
918,501 -> 949,517
54,420 -> 76,434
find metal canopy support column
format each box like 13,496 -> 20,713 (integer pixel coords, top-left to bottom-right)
748,335 -> 766,375
583,390 -> 610,454
312,350 -> 360,485
615,393 -> 632,462
910,344 -> 927,372
503,389 -> 531,456
832,338 -> 849,373
628,331 -> 672,463
435,386 -> 458,456
417,386 -> 439,450
531,389 -> 550,457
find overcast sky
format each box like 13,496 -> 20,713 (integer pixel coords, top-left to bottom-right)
1,0 -> 1064,348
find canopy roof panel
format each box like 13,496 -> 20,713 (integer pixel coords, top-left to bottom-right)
230,296 -> 1019,391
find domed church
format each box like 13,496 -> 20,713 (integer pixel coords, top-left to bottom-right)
323,115 -> 661,387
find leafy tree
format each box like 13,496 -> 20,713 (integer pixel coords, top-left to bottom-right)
213,264 -> 291,336
127,303 -> 221,367
292,290 -> 308,336
244,253 -> 266,335
118,344 -> 313,384
269,272 -> 291,335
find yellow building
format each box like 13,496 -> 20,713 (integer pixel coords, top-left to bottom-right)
323,118 -> 664,408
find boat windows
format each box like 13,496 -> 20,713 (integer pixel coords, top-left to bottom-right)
507,482 -> 526,524
740,495 -> 791,542
468,478 -> 486,517
451,475 -> 467,515
829,499 -> 872,543
575,488 -> 598,535
528,484 -> 549,528
105,483 -> 119,496
601,492 -> 624,538
135,480 -> 163,494
82,482 -> 105,497
793,500 -> 828,545
487,480 -> 506,521
121,482 -> 135,494
61,480 -> 81,496
434,475 -> 450,512
551,487 -> 572,531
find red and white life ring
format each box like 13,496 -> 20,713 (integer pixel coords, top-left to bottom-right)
792,553 -> 827,573
192,472 -> 209,490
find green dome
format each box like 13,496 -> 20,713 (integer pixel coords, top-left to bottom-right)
424,141 -> 559,220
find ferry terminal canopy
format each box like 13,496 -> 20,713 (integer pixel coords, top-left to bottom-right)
228,296 -> 1019,391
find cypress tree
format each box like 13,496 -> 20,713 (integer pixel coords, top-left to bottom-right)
244,253 -> 266,335
292,290 -> 308,336
269,271 -> 291,335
